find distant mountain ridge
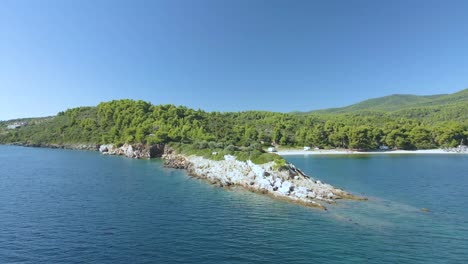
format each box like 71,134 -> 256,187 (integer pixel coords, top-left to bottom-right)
308,88 -> 468,114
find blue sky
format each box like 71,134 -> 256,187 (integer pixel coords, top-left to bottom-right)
1,0 -> 468,120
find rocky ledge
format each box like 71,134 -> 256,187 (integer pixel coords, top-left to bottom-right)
163,150 -> 365,210
98,143 -> 166,159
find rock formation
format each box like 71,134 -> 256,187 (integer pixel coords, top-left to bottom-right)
163,150 -> 364,210
98,143 -> 166,159
98,143 -> 364,209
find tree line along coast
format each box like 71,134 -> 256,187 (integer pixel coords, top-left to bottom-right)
1,89 -> 467,160
1,90 -> 466,209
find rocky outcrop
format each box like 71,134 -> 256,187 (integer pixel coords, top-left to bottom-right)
98,143 -> 166,159
163,151 -> 365,210
445,145 -> 468,153
13,140 -> 363,209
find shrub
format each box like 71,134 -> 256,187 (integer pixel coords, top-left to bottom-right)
273,158 -> 288,170
194,141 -> 209,149
225,145 -> 238,152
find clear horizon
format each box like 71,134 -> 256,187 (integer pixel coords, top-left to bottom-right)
2,0 -> 468,120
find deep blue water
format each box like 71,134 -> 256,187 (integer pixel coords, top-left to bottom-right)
0,145 -> 467,263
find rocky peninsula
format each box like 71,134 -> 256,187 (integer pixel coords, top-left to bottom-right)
98,143 -> 364,210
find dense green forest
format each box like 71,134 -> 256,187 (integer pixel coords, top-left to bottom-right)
1,89 -> 467,153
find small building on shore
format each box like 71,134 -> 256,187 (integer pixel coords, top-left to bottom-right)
379,145 -> 390,150
303,146 -> 311,151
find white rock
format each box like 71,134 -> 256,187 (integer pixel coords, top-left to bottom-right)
256,177 -> 271,189
274,178 -> 282,189
247,160 -> 265,178
294,186 -> 309,199
122,144 -> 134,158
278,181 -> 292,195
171,153 -> 356,209
99,144 -> 113,153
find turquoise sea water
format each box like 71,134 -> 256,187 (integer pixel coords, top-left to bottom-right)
0,145 -> 467,263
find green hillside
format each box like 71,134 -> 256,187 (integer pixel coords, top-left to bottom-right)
312,88 -> 468,114
1,90 -> 467,153
315,94 -> 443,113
413,88 -> 468,106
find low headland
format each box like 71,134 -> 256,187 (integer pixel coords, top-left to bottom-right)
2,94 -> 467,209
96,143 -> 365,210
6,141 -> 366,209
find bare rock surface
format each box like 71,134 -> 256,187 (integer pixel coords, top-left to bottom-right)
98,144 -> 364,209
98,143 -> 166,159
163,152 -> 364,210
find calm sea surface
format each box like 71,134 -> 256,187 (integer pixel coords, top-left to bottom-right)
0,145 -> 467,263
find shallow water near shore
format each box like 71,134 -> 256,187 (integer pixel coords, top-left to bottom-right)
1,146 -> 467,263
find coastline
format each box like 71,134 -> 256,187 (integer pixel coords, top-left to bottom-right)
162,150 -> 365,210
6,142 -> 99,151
96,143 -> 366,209
277,148 -> 468,156
1,143 -> 365,209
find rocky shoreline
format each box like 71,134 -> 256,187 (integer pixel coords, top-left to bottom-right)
10,142 -> 364,210
161,148 -> 364,210
98,143 -> 166,159
8,142 -> 99,151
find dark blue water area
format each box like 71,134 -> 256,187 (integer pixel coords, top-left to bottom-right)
0,145 -> 467,263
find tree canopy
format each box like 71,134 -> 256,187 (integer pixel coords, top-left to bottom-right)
1,96 -> 467,152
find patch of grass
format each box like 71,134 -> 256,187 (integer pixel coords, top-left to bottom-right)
169,142 -> 284,165
273,158 -> 288,170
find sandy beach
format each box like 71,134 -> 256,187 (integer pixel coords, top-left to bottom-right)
276,148 -> 468,156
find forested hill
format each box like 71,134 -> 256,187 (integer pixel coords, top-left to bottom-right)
313,94 -> 446,113
308,88 -> 468,117
1,90 -> 467,151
